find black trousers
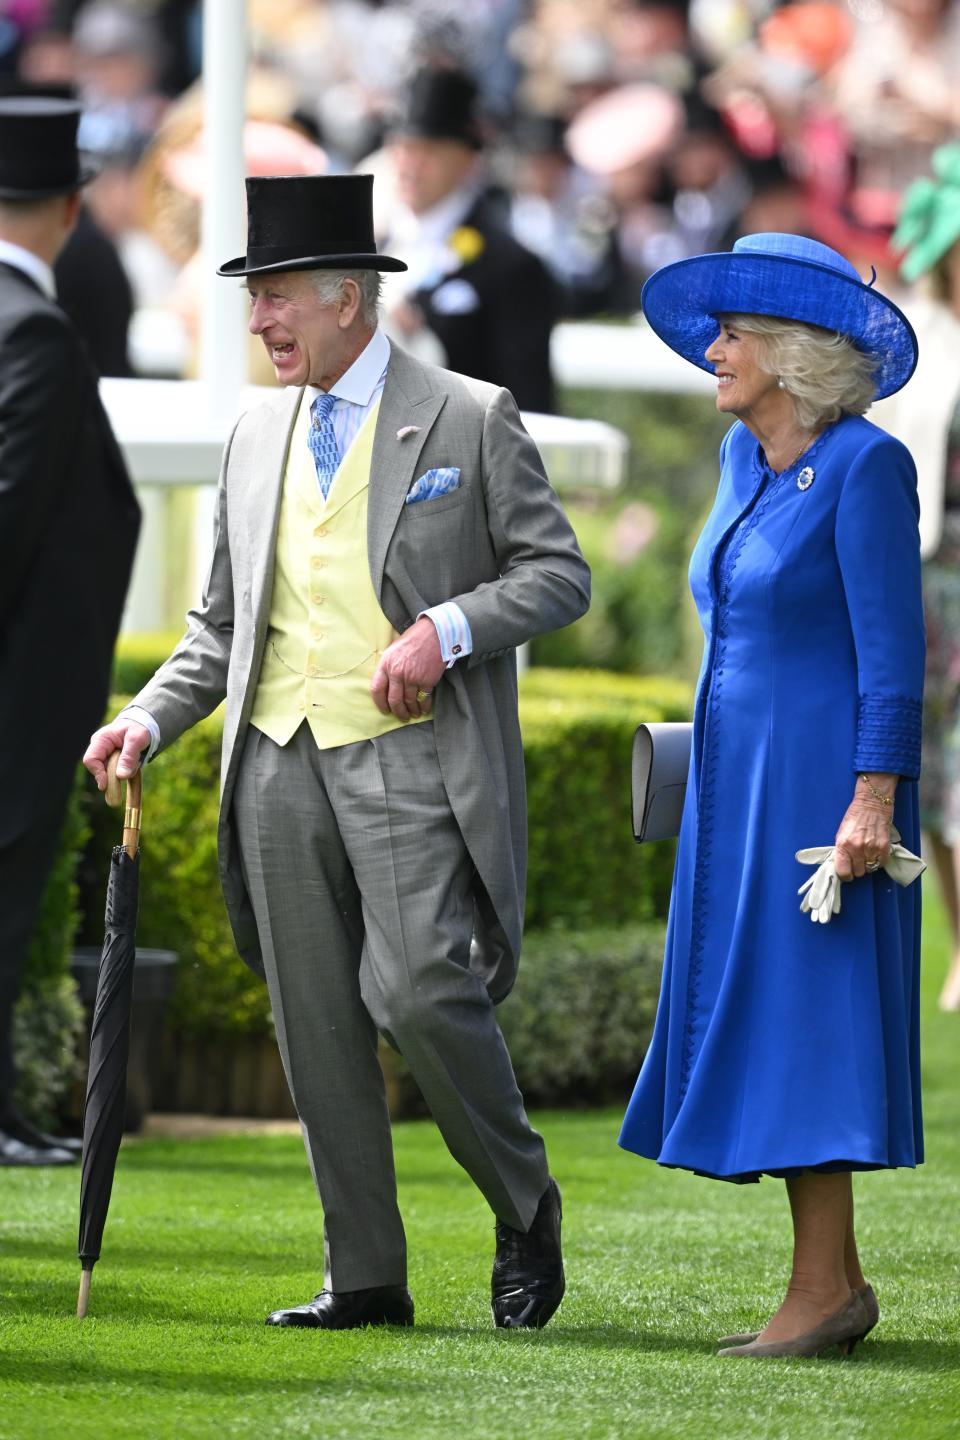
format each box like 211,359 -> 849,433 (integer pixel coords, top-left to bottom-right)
0,767 -> 75,1115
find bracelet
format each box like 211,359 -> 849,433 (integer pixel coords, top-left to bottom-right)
858,774 -> 895,807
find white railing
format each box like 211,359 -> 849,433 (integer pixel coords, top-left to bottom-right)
101,377 -> 629,633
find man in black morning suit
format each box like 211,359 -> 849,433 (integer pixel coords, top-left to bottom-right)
0,98 -> 140,1165
381,68 -> 559,414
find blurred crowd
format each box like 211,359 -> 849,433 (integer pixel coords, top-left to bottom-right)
3,0 -> 960,382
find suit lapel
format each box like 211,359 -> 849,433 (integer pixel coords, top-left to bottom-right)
368,341 -> 446,597
248,386 -> 301,625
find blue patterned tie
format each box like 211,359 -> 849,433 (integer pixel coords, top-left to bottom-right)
308,392 -> 340,500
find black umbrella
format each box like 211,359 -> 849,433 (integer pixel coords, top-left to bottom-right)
76,753 -> 142,1319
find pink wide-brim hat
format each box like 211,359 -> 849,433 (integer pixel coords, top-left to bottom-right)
566,84 -> 683,175
161,119 -> 328,198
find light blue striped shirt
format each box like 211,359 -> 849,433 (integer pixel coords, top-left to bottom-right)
124,329 -> 471,758
305,325 -> 389,467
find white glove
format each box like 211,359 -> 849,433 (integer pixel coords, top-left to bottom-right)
796,850 -> 842,923
795,827 -> 925,925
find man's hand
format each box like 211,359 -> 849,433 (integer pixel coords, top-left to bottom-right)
83,718 -> 151,792
371,617 -> 447,722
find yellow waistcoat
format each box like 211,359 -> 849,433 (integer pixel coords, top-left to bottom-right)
250,393 -> 424,749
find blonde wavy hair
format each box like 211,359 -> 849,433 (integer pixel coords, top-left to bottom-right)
720,313 -> 878,431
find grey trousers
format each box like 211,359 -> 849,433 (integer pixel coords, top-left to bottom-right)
232,720 -> 549,1291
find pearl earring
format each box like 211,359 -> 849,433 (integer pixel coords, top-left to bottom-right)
777,377 -> 786,389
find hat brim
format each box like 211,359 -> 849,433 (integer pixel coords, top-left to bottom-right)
0,164 -> 97,200
641,249 -> 918,400
217,250 -> 408,277
387,120 -> 483,151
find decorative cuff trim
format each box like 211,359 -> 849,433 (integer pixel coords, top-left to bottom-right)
854,693 -> 922,780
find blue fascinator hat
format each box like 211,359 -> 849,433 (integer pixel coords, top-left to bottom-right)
640,232 -> 918,400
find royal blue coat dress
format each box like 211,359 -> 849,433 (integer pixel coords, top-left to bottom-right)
619,415 -> 925,1181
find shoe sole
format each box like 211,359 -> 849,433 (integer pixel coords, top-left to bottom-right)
493,1277 -> 565,1330
266,1309 -> 414,1329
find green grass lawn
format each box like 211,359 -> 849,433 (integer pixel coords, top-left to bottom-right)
2,883 -> 959,1440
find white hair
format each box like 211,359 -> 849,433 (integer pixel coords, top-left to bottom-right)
720,313 -> 878,431
309,269 -> 382,327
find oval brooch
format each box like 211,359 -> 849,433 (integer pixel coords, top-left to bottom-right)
797,466 -> 815,491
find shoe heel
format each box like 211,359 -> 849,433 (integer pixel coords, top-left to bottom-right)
839,1330 -> 867,1357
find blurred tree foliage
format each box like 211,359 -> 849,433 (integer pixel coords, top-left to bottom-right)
535,388 -> 728,681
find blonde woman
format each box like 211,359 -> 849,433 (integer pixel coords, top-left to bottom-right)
620,234 -> 923,1359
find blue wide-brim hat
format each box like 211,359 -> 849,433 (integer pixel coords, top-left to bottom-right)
640,232 -> 918,400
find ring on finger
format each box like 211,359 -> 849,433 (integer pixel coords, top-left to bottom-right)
416,689 -> 432,703
865,858 -> 881,873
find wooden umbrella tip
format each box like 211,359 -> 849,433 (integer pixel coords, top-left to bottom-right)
76,1265 -> 93,1319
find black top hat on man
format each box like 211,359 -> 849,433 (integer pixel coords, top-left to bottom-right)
0,97 -> 96,200
391,68 -> 484,151
217,173 -> 407,277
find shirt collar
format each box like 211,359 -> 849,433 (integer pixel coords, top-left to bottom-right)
308,327 -> 390,408
0,239 -> 56,300
392,184 -> 479,246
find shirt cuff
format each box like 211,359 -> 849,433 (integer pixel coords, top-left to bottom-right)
420,602 -> 473,667
120,704 -> 161,763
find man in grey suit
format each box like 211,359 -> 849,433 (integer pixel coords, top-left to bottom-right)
84,174 -> 590,1331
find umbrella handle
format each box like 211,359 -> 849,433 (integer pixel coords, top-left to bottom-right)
105,752 -> 142,860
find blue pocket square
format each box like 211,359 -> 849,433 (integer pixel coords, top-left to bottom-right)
405,466 -> 461,505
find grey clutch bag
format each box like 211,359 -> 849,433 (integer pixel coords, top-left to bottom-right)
631,722 -> 693,843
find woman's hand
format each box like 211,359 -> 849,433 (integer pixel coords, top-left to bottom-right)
833,773 -> 898,880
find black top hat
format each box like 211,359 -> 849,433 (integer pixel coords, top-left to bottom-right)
514,111 -> 569,156
391,68 -> 484,151
0,97 -> 96,200
217,173 -> 406,278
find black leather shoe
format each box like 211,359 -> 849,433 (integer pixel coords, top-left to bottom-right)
0,1128 -> 77,1166
0,1107 -> 82,1155
265,1285 -> 414,1329
492,1177 -> 565,1329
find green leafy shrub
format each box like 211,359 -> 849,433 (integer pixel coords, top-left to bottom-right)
520,668 -> 689,931
557,386 -> 727,514
112,630 -> 184,696
79,667 -> 690,1041
13,776 -> 88,1127
503,924 -> 662,1105
530,498 -> 694,677
532,386 -> 726,677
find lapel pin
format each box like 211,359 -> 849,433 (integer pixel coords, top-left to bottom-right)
397,425 -> 420,441
797,466 -> 815,491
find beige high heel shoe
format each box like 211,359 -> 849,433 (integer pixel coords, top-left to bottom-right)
718,1283 -> 879,1348
717,1291 -> 869,1359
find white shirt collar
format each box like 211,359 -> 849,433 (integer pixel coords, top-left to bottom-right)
0,239 -> 56,300
390,184 -> 479,247
307,327 -> 390,407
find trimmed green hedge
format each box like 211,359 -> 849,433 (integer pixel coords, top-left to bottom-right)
80,661 -> 689,1043
14,775 -> 87,1126
521,668 -> 689,931
111,630 -> 184,696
